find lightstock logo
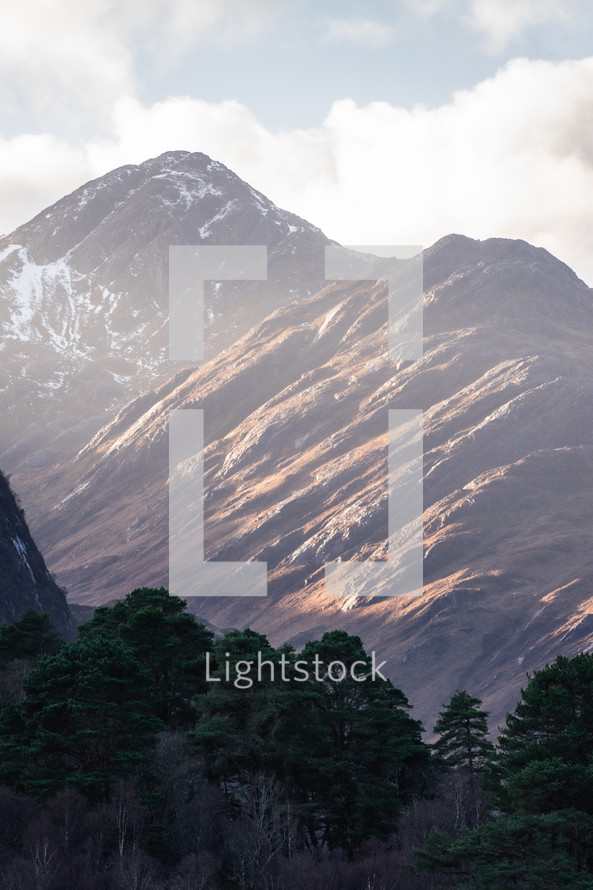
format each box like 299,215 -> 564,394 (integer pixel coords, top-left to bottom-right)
168,244 -> 424,600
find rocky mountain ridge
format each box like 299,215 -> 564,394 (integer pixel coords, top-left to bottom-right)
0,150 -> 330,471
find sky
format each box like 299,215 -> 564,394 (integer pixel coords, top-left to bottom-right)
2,0 -> 593,282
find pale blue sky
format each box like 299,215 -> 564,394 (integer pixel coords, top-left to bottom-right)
132,0 -> 593,130
4,1 -> 592,137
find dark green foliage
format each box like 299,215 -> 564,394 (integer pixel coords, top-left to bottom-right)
499,653 -> 593,765
0,612 -> 64,717
78,587 -> 214,727
497,653 -> 593,814
419,653 -> 593,887
0,635 -> 159,800
3,594 -> 593,887
432,690 -> 495,773
196,628 -> 430,855
283,631 -> 429,852
418,811 -> 593,888
0,611 -> 62,663
194,628 -> 284,779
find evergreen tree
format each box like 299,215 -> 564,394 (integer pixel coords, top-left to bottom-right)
194,628 -> 431,855
283,630 -> 430,853
79,587 -> 213,727
418,811 -> 593,888
432,690 -> 494,773
0,610 -> 62,663
497,652 -> 593,814
0,635 -> 159,801
419,654 -> 593,885
0,612 -> 64,715
194,627 -> 284,783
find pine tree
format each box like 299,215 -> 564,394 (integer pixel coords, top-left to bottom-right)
433,690 -> 494,773
417,811 -> 593,888
418,657 -> 593,884
0,610 -> 62,662
194,628 -> 431,855
79,587 -> 214,728
277,630 -> 430,852
497,653 -> 593,814
0,635 -> 159,801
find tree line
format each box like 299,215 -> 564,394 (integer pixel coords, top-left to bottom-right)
0,587 -> 590,888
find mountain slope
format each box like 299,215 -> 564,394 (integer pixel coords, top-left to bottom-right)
0,150 -> 330,473
2,153 -> 593,730
0,472 -> 73,637
27,229 -> 593,729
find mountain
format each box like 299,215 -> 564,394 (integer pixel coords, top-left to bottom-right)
2,154 -> 593,730
0,150 -> 330,473
0,472 -> 73,637
27,228 -> 593,730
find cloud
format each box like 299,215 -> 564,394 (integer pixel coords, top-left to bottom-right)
400,0 -> 449,16
322,16 -> 395,47
0,1 -> 135,125
0,0 -> 285,123
400,0 -> 574,51
0,133 -> 90,235
2,57 -> 593,286
467,0 -> 570,52
153,0 -> 285,52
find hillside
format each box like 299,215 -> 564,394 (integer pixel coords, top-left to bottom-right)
1,155 -> 593,728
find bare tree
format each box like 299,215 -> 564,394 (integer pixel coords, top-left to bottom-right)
23,815 -> 61,890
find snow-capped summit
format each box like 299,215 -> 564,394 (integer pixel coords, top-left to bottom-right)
0,150 -> 331,472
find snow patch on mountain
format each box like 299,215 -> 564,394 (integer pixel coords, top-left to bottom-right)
12,534 -> 36,584
199,200 -> 238,238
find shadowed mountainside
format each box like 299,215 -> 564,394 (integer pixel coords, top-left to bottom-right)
0,472 -> 73,637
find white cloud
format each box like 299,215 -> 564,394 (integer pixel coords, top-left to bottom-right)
400,0 -> 449,16
0,1 -> 135,125
153,0 -> 285,53
0,0 -> 285,122
401,0 -> 574,50
323,16 -> 395,47
0,134 -> 89,235
468,0 -> 569,52
2,57 -> 593,285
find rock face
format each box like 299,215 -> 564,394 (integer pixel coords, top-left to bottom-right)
0,150 -> 330,471
0,472 -> 73,637
1,154 -> 593,730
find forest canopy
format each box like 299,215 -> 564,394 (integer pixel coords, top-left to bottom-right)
0,590 -> 590,889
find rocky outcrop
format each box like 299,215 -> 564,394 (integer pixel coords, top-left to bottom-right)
0,472 -> 73,637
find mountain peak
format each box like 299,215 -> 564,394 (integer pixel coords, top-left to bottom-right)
0,149 -> 331,475
424,231 -> 585,296
3,148 -> 325,273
